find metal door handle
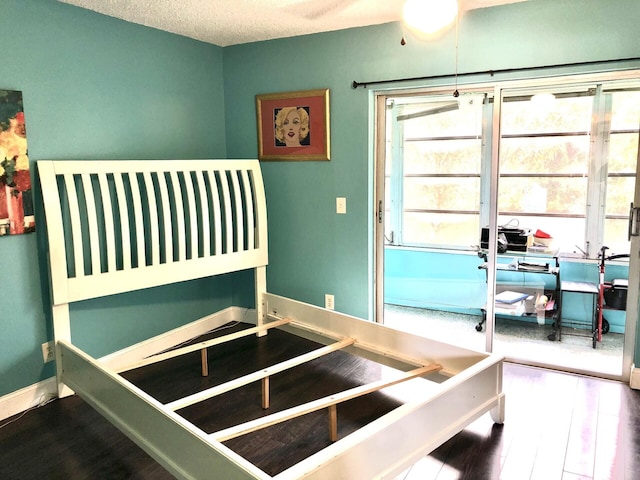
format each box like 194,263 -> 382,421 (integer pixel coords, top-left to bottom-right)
628,202 -> 640,240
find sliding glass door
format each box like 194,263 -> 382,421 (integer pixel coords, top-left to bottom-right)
378,90 -> 490,352
374,71 -> 640,381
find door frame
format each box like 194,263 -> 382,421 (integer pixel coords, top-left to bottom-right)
372,70 -> 640,383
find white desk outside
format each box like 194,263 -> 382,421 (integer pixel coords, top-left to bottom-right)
477,254 -> 560,332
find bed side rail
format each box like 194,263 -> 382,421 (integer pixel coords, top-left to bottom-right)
38,159 -> 268,305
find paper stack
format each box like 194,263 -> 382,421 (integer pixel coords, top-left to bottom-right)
494,290 -> 528,316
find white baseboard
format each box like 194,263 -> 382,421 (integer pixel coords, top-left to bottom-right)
0,378 -> 57,422
631,364 -> 640,390
0,306 -> 255,422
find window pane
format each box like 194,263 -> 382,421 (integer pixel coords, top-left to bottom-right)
404,139 -> 482,174
500,136 -> 590,174
610,91 -> 640,130
501,94 -> 593,135
608,133 -> 639,173
498,90 -> 598,254
498,177 -> 588,215
605,177 -> 635,216
603,218 -> 630,255
401,99 -> 482,137
403,212 -> 479,247
391,94 -> 485,247
404,177 -> 480,211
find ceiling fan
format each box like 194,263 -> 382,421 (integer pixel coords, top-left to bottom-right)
284,0 -> 372,21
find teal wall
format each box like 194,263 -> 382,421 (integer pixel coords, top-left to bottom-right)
2,0 -> 640,399
0,0 -> 234,397
222,0 -> 640,360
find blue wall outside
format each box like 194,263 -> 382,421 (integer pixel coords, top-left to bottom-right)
385,248 -> 488,312
385,248 -> 629,334
2,0 -> 640,399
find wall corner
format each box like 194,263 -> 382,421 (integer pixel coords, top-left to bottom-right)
630,364 -> 640,390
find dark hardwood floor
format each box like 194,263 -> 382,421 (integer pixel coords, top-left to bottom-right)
1,323 -> 638,480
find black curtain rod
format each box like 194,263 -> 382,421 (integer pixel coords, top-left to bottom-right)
351,56 -> 640,89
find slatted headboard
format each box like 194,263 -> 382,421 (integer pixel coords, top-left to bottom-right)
38,159 -> 268,393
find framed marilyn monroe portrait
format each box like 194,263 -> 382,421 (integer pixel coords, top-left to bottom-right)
256,88 -> 330,161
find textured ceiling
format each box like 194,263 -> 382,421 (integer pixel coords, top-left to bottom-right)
58,0 -> 527,47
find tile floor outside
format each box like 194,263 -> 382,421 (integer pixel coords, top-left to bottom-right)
383,304 -> 625,379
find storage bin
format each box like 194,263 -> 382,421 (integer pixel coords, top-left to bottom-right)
604,279 -> 628,310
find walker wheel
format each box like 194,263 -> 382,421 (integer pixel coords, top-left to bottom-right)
602,318 -> 610,334
476,324 -> 483,332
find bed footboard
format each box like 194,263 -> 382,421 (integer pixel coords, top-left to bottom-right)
59,339 -> 270,480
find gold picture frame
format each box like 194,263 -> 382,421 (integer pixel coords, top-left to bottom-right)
256,88 -> 330,161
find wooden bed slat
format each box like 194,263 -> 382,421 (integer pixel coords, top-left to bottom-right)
194,171 -> 210,257
166,337 -> 356,412
212,363 -> 442,442
98,173 -> 117,272
241,170 -> 255,250
157,171 -> 172,263
219,171 -> 233,253
113,173 -> 132,270
143,171 -> 162,266
231,170 -> 243,252
207,171 -> 223,256
129,172 -> 146,267
81,173 -> 101,275
169,171 -> 186,262
120,318 -> 291,373
97,173 -> 117,273
64,173 -> 84,278
183,172 -> 199,259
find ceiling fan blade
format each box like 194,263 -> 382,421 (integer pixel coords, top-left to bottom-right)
285,0 -> 361,20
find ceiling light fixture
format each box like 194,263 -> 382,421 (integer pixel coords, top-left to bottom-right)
402,0 -> 459,37
530,92 -> 556,105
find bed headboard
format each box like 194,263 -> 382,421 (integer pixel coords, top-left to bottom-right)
38,159 -> 268,305
38,159 -> 268,386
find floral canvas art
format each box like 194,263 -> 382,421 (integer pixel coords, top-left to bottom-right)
0,89 -> 33,236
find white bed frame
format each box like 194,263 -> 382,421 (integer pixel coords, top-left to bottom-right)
38,159 -> 505,479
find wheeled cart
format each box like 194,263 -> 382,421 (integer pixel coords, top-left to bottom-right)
476,252 -> 559,333
550,246 -> 628,348
550,280 -> 600,348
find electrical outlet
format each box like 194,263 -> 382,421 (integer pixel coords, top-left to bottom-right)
325,294 -> 335,310
42,341 -> 55,363
336,197 -> 346,214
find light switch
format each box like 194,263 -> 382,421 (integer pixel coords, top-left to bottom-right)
336,197 -> 346,214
